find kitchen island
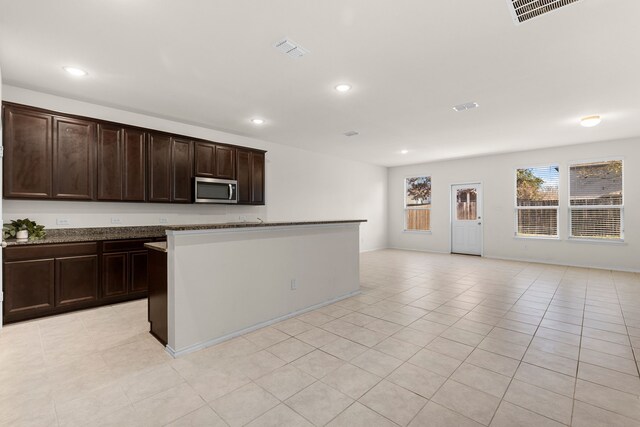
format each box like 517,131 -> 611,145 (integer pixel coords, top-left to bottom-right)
147,220 -> 365,357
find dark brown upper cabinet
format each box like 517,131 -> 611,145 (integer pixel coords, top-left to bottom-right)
171,138 -> 193,203
2,102 -> 265,205
194,142 -> 216,178
2,104 -> 53,199
215,145 -> 236,179
123,128 -> 147,201
194,142 -> 235,180
148,134 -> 192,203
53,116 -> 96,200
97,125 -> 146,201
148,133 -> 172,202
97,124 -> 123,201
236,149 -> 265,205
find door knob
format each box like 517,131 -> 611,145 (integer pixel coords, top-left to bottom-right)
477,222 -> 482,225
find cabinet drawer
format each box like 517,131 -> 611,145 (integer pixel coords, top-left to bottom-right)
4,242 -> 98,261
102,239 -> 152,253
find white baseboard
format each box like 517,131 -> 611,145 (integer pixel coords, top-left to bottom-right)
165,290 -> 361,358
360,246 -> 389,253
484,254 -> 640,273
386,245 -> 639,273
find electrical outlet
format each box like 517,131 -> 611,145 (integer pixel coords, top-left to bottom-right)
111,217 -> 122,224
290,279 -> 297,290
56,218 -> 70,226
159,217 -> 168,224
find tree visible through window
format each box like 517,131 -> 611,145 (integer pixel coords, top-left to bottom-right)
515,166 -> 559,237
405,176 -> 431,231
569,160 -> 623,240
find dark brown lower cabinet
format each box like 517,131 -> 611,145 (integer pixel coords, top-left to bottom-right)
101,239 -> 152,301
3,258 -> 55,318
129,250 -> 149,295
2,237 -> 165,324
2,243 -> 99,323
147,246 -> 167,345
102,252 -> 128,297
55,255 -> 99,306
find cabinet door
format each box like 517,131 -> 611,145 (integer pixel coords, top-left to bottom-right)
250,151 -> 265,204
102,252 -> 128,298
53,116 -> 96,200
3,104 -> 53,198
148,133 -> 172,202
129,250 -> 149,294
123,128 -> 146,201
3,259 -> 55,318
236,149 -> 251,204
194,142 -> 215,178
171,138 -> 193,203
97,124 -> 123,201
55,255 -> 98,307
215,145 -> 236,179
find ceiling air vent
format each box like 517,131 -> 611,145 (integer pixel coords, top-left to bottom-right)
507,0 -> 581,24
453,102 -> 479,112
274,38 -> 309,58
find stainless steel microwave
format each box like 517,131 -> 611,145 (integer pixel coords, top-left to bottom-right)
193,177 -> 238,204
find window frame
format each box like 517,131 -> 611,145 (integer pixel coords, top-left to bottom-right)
514,164 -> 560,240
567,158 -> 624,242
403,175 -> 432,234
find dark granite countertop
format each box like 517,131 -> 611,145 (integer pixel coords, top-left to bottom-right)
3,220 -> 367,247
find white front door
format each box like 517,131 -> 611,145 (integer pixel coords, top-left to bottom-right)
451,183 -> 483,255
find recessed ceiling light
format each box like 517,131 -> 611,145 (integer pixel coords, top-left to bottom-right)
335,84 -> 352,93
400,150 -> 409,154
580,115 -> 601,128
251,118 -> 265,125
63,66 -> 88,77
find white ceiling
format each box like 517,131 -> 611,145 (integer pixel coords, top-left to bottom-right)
1,0 -> 639,167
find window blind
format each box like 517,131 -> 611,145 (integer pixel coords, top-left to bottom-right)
569,160 -> 623,240
516,166 -> 559,237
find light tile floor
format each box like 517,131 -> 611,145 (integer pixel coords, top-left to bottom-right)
2,249 -> 640,426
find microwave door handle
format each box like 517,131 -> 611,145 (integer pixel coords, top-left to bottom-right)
229,184 -> 233,200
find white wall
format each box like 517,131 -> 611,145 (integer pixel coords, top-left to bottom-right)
388,138 -> 640,272
2,85 -> 388,251
168,223 -> 360,355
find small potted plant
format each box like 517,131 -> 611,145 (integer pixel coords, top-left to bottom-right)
2,219 -> 46,241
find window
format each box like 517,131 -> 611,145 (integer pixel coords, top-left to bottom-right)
456,188 -> 477,220
569,160 -> 623,240
515,166 -> 559,237
404,176 -> 431,231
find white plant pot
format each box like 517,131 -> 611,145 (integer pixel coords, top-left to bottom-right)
16,230 -> 28,240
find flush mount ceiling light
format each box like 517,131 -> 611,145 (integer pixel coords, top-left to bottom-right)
580,115 -> 601,128
335,84 -> 352,93
453,102 -> 479,112
251,118 -> 265,125
63,66 -> 88,77
400,150 -> 409,154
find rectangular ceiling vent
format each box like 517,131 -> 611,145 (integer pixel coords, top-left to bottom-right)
507,0 -> 581,24
274,38 -> 309,58
453,102 -> 479,112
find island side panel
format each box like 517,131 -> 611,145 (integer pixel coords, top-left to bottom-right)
167,223 -> 360,355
